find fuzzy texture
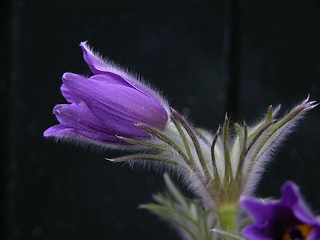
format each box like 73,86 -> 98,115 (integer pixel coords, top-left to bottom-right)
143,173 -> 218,240
44,42 -> 169,147
110,98 -> 316,210
240,181 -> 320,240
241,98 -> 317,196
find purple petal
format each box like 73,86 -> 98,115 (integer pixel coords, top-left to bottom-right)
44,124 -> 122,146
281,182 -> 315,224
80,41 -> 110,74
62,74 -> 168,136
241,224 -> 270,240
79,41 -> 136,89
53,103 -> 120,143
280,181 -> 300,207
62,72 -> 139,103
240,197 -> 275,224
293,203 -> 316,225
80,41 -> 170,108
61,73 -> 86,104
54,103 -> 103,129
44,124 -> 75,137
89,73 -> 134,88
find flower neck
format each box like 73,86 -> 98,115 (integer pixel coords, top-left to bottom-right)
217,202 -> 239,236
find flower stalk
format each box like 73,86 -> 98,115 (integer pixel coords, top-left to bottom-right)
217,202 -> 238,235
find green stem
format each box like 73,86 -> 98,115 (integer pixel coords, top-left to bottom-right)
217,202 -> 238,237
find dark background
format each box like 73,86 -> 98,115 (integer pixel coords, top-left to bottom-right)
1,0 -> 320,239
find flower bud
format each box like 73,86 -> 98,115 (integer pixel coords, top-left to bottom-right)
44,42 -> 169,146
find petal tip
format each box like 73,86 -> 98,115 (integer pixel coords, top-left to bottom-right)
43,129 -> 51,137
79,41 -> 91,52
43,125 -> 63,138
79,41 -> 88,47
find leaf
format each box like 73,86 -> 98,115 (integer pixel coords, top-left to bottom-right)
143,173 -> 218,240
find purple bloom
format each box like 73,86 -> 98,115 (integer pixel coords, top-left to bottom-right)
240,181 -> 320,240
44,42 -> 169,146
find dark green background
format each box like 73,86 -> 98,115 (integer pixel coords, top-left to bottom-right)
1,0 -> 320,239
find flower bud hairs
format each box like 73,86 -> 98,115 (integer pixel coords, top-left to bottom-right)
44,42 -> 319,240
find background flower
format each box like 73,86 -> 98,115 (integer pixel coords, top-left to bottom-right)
241,181 -> 320,240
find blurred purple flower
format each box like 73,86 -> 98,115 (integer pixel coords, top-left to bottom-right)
240,181 -> 320,240
44,42 -> 169,146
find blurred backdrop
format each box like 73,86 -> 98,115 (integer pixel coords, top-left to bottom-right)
1,0 -> 320,239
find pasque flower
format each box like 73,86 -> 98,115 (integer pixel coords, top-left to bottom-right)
241,181 -> 320,240
44,42 -> 318,239
44,42 -> 169,146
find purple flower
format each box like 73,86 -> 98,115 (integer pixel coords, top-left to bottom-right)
44,42 -> 169,146
240,181 -> 320,240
